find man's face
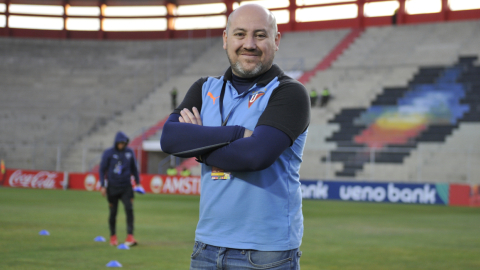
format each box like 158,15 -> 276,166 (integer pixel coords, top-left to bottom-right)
223,7 -> 280,78
117,142 -> 126,150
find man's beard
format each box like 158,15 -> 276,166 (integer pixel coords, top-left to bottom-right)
226,48 -> 270,78
231,60 -> 263,78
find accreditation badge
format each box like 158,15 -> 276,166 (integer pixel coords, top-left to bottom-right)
211,166 -> 231,180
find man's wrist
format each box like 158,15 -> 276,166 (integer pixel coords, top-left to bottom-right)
196,153 -> 210,166
195,155 -> 204,163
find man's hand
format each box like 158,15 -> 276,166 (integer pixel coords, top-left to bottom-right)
179,107 -> 202,126
244,129 -> 253,138
134,184 -> 145,194
101,187 -> 106,197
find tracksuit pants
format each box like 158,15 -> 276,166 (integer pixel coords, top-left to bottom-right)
107,185 -> 134,236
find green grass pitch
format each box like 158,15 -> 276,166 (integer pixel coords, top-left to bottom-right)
1,187 -> 479,270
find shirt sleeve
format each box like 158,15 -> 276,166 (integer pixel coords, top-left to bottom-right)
201,77 -> 310,172
172,77 -> 206,114
161,114 -> 245,157
99,151 -> 109,187
160,77 -> 245,157
202,125 -> 291,172
129,149 -> 140,185
256,78 -> 311,145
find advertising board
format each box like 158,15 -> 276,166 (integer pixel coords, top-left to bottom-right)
300,180 -> 449,205
3,169 -> 65,190
66,173 -> 201,195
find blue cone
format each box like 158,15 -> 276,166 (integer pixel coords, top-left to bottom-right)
106,260 -> 122,267
39,230 -> 50,236
117,243 -> 130,250
94,236 -> 106,242
134,186 -> 145,194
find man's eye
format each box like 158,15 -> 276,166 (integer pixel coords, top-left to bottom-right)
235,33 -> 245,36
257,34 -> 266,38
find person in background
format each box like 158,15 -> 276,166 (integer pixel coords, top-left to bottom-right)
392,8 -> 399,26
180,167 -> 191,177
320,87 -> 331,107
166,166 -> 178,176
99,131 -> 141,247
310,88 -> 318,107
171,87 -> 178,110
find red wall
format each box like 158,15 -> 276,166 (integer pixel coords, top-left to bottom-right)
1,10 -> 479,40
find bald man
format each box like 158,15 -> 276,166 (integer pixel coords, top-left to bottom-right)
161,4 -> 310,269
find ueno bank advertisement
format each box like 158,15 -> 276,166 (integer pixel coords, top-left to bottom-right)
300,180 -> 449,205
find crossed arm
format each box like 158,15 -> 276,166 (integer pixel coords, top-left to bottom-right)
160,107 -> 291,172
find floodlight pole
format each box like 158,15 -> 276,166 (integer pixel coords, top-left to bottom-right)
224,0 -> 234,18
398,0 -> 406,25
288,0 -> 297,32
98,0 -> 105,40
441,0 -> 450,21
357,0 -> 365,28
166,1 -> 177,39
5,0 -> 10,37
62,0 -> 68,39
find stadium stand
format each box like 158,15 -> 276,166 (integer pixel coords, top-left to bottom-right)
2,18 -> 480,184
303,20 -> 480,183
0,37 -> 210,170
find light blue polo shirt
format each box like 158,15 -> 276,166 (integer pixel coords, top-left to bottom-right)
194,68 -> 308,251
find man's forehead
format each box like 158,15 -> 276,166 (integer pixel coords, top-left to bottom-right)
232,27 -> 268,33
228,17 -> 274,34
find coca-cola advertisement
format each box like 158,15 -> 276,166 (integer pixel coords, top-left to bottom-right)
4,169 -> 65,189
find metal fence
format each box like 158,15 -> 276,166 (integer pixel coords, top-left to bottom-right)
1,144 -> 478,184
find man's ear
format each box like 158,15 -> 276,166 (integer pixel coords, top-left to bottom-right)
223,30 -> 228,50
275,32 -> 281,51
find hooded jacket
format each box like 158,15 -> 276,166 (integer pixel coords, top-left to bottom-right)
99,131 -> 140,188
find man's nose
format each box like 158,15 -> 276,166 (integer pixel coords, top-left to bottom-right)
243,35 -> 256,50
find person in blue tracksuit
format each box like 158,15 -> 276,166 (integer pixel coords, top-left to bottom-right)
99,131 -> 141,247
161,4 -> 310,270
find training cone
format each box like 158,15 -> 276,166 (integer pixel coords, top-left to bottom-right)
117,243 -> 130,250
39,230 -> 50,236
94,236 -> 106,242
106,260 -> 122,267
134,186 -> 145,194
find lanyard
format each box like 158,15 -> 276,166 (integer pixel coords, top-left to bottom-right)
219,75 -> 263,126
219,81 -> 244,126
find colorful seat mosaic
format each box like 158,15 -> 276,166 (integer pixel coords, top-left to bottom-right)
325,56 -> 480,177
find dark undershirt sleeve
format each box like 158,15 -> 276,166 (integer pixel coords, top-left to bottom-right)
203,125 -> 291,172
173,77 -> 206,114
160,77 -> 245,157
256,79 -> 311,145
161,114 -> 245,157
202,78 -> 311,172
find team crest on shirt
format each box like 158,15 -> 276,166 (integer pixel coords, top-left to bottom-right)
248,89 -> 266,108
125,152 -> 132,159
113,154 -> 118,159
